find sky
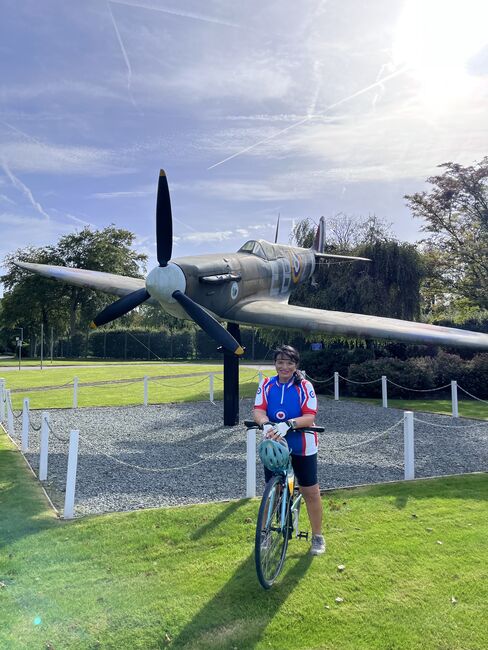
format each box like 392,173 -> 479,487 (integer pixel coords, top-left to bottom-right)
1,0 -> 487,295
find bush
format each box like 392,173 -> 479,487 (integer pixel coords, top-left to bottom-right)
347,356 -> 440,398
301,347 -> 375,394
464,353 -> 488,399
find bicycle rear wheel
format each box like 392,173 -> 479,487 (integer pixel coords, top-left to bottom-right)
255,475 -> 290,589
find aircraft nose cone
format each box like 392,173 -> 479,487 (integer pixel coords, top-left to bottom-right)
146,263 -> 186,303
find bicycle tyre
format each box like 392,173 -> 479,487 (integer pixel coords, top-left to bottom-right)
255,474 -> 290,589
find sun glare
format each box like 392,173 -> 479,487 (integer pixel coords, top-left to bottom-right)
393,0 -> 488,113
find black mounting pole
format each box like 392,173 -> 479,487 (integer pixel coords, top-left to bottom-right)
223,322 -> 241,426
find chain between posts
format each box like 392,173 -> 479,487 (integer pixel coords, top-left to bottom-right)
74,430 -> 240,473
458,385 -> 488,404
323,418 -> 404,451
412,415 -> 488,429
46,419 -> 70,442
386,379 -> 452,392
150,375 -> 209,389
338,374 -> 382,385
302,374 -> 335,384
7,393 -> 23,419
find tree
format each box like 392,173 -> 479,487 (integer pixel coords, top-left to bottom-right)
291,214 -> 394,252
405,157 -> 488,311
290,214 -> 423,322
1,226 -> 147,352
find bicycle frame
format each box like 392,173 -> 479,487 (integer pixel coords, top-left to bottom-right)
264,464 -> 303,539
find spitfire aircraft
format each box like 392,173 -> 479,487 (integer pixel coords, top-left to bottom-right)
15,170 -> 488,353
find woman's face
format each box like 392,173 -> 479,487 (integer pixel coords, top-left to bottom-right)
275,354 -> 297,382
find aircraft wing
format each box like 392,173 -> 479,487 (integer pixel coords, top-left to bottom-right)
226,300 -> 488,350
13,261 -> 148,299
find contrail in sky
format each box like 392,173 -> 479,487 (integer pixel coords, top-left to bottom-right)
107,1 -> 138,109
109,0 -> 240,27
208,65 -> 409,170
1,159 -> 50,220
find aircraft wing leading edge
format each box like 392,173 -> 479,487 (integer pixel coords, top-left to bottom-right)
226,300 -> 488,350
14,261 -> 148,299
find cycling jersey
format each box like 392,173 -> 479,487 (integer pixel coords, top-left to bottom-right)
254,376 -> 318,456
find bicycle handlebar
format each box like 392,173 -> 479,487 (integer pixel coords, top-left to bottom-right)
243,420 -> 325,433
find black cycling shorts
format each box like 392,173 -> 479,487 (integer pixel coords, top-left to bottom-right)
264,453 -> 318,488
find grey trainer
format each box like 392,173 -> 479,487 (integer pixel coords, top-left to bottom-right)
310,534 -> 326,556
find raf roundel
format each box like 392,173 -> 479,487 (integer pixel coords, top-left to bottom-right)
275,410 -> 286,420
231,281 -> 239,300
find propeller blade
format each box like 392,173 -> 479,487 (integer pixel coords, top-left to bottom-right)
172,290 -> 244,356
90,288 -> 150,328
156,169 -> 173,267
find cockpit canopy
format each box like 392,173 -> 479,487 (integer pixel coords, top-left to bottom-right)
238,240 -> 277,260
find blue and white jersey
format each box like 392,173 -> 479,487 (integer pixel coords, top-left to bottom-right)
254,376 -> 318,456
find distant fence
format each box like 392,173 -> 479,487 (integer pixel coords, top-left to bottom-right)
303,371 -> 488,418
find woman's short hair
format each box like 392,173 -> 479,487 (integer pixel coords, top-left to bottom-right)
273,345 -> 300,365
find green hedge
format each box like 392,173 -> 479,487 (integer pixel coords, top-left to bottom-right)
341,352 -> 488,399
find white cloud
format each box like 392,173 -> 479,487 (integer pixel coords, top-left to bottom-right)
1,141 -> 125,175
1,160 -> 50,219
180,230 -> 234,243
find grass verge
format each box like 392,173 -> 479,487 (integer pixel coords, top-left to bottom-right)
1,431 -> 487,650
2,365 -> 259,409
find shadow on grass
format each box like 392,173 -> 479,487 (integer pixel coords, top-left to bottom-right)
190,500 -> 248,541
170,551 -> 312,649
0,437 -> 59,550
329,473 -> 488,510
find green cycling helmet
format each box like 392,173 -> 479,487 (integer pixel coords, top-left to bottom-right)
258,438 -> 290,471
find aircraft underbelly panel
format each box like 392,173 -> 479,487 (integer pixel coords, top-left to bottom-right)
227,300 -> 488,350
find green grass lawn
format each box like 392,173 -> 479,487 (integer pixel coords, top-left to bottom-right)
1,432 -> 487,650
1,364 -> 260,409
350,397 -> 488,420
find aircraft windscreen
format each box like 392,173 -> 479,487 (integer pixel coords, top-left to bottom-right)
238,241 -> 267,259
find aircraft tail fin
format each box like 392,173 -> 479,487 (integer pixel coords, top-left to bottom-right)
312,216 -> 326,253
311,217 -> 370,262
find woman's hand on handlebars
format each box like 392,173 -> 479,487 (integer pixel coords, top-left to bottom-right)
263,421 -> 289,439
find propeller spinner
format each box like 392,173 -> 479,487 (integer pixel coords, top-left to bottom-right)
90,170 -> 244,356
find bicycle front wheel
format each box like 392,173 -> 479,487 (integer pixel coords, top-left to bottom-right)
255,475 -> 290,589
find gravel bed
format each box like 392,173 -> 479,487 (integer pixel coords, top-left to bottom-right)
7,397 -> 488,517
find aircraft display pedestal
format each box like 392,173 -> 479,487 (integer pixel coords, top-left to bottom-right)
223,323 -> 241,426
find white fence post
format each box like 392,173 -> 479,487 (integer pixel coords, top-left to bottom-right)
451,380 -> 458,418
64,430 -> 80,519
22,398 -> 29,452
334,372 -> 339,401
246,427 -> 257,498
39,412 -> 50,480
143,376 -> 148,406
209,373 -> 214,403
382,375 -> 388,408
403,411 -> 415,480
6,389 -> 14,436
73,376 -> 78,408
0,378 -> 5,423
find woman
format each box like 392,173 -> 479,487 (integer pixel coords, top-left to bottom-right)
252,345 -> 325,556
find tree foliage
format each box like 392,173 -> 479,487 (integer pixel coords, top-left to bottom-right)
405,157 -> 488,311
1,226 -> 147,347
290,215 -> 423,321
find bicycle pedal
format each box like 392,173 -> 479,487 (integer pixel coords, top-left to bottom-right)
297,531 -> 309,540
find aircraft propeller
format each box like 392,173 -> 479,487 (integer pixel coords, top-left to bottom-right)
90,170 -> 244,356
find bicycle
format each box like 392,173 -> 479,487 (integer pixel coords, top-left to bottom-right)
244,420 -> 325,589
